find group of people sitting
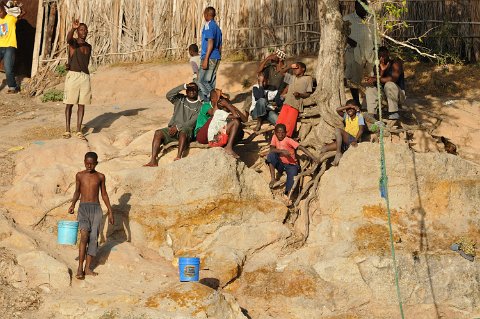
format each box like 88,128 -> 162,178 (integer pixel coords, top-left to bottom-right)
142,42 -> 396,205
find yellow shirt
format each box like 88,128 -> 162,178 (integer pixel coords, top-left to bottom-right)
344,112 -> 365,138
0,14 -> 17,48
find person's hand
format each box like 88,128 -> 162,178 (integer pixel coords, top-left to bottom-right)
365,76 -> 375,85
280,150 -> 290,156
351,141 -> 358,147
347,37 -> 357,48
168,126 -> 178,137
293,92 -> 301,98
201,59 -> 208,70
72,19 -> 80,30
379,61 -> 390,73
291,63 -> 298,69
68,205 -> 75,214
108,212 -> 114,225
268,53 -> 276,60
217,98 -> 229,108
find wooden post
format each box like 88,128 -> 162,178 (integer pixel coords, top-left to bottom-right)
31,0 -> 44,77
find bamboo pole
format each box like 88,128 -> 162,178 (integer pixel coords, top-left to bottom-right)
31,0 -> 44,76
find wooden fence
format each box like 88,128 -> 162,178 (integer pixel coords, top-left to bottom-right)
33,0 -> 480,77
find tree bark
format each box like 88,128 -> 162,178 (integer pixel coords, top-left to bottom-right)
303,0 -> 345,149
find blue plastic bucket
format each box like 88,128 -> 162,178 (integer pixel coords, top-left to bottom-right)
57,221 -> 79,245
178,257 -> 200,282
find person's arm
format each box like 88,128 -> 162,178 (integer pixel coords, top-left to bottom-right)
166,84 -> 186,103
293,92 -> 311,99
270,145 -> 290,156
223,101 -> 248,123
17,7 -> 26,20
336,105 -> 352,117
297,145 -> 319,163
381,61 -> 402,84
354,125 -> 365,143
256,54 -> 275,74
67,19 -> 80,45
100,174 -> 114,225
201,39 -> 214,70
68,173 -> 81,214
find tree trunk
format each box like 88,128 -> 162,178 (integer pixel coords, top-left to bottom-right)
303,0 -> 345,149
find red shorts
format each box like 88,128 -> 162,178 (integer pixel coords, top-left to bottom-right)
196,118 -> 212,144
208,132 -> 229,147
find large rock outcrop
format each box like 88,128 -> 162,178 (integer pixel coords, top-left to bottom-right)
230,143 -> 480,319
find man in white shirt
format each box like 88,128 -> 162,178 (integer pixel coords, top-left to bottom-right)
343,0 -> 375,106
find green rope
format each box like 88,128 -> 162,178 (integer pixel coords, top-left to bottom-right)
359,2 -> 405,318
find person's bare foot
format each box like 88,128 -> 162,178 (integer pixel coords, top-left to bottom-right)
85,269 -> 98,276
269,179 -> 275,189
224,148 -> 240,159
254,121 -> 262,132
174,157 -> 181,161
143,161 -> 158,167
76,267 -> 85,280
332,152 -> 342,166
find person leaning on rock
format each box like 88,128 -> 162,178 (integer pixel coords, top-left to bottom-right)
144,82 -> 203,165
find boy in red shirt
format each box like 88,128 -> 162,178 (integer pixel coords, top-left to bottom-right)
266,123 -> 318,204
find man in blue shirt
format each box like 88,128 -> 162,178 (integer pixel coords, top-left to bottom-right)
197,7 -> 222,101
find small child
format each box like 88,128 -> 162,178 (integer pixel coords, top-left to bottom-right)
266,123 -> 318,204
68,152 -> 114,280
63,19 -> 92,140
188,43 -> 201,81
319,99 -> 365,166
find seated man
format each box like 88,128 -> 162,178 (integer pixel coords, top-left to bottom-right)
207,96 -> 247,159
365,46 -> 405,120
144,83 -> 202,166
257,49 -> 288,108
250,73 -> 279,131
319,99 -> 365,166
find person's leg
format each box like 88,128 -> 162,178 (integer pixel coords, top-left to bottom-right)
252,98 -> 268,131
266,110 -> 278,125
266,152 -> 282,188
77,104 -> 85,133
284,164 -> 299,195
384,82 -> 400,119
84,208 -> 102,276
196,62 -> 209,101
77,229 -> 88,279
365,86 -> 378,115
224,119 -> 240,158
332,128 -> 350,166
65,104 -> 73,134
197,59 -> 217,101
209,59 -> 220,92
4,47 -> 18,91
176,131 -> 188,160
144,129 -> 166,166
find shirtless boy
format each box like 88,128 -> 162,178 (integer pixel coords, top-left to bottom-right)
68,152 -> 114,279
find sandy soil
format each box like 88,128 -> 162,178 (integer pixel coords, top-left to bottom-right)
0,59 -> 478,317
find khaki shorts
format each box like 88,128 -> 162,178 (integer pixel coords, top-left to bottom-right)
63,71 -> 92,105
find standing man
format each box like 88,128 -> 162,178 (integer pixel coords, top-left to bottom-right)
0,1 -> 25,93
197,6 -> 222,102
343,0 -> 375,106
